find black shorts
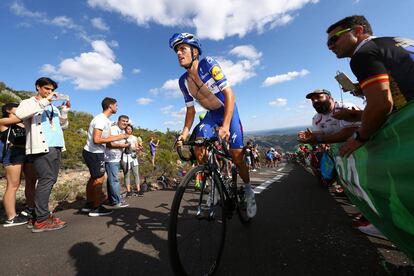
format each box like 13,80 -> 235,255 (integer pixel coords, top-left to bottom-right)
2,146 -> 26,166
82,149 -> 105,178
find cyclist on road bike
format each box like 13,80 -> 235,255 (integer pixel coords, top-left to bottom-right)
169,32 -> 256,218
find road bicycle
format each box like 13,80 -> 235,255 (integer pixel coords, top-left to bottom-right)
168,137 -> 251,275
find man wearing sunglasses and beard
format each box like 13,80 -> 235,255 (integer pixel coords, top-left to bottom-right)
297,89 -> 360,145
326,15 -> 414,156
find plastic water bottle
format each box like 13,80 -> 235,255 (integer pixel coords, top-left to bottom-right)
52,93 -> 70,101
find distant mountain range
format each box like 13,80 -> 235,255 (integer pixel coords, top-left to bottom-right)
244,125 -> 311,152
245,125 -> 311,136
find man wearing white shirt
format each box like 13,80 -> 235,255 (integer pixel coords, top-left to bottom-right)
105,115 -> 130,208
82,98 -> 128,217
298,89 -> 361,144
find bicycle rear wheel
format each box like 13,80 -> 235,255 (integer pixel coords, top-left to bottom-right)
168,165 -> 226,276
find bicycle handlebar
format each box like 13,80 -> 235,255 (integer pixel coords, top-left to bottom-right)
174,136 -> 232,162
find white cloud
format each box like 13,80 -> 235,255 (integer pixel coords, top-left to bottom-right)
170,107 -> 186,120
212,45 -> 262,86
91,17 -> 110,31
40,40 -> 123,90
11,2 -> 79,29
269,98 -> 288,107
229,45 -> 262,60
161,105 -> 174,114
132,68 -> 141,74
108,40 -> 119,48
91,40 -> 115,59
137,97 -> 152,105
40,64 -> 57,74
160,104 -> 206,122
51,16 -> 77,29
263,69 -> 310,87
87,0 -> 318,40
149,88 -> 159,96
149,78 -> 181,98
217,58 -> 258,86
10,2 -> 95,42
10,1 -> 43,18
164,121 -> 183,126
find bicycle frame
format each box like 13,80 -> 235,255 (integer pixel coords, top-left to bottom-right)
196,141 -> 235,219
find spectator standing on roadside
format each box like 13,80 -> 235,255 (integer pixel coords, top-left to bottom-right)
265,148 -> 274,168
149,136 -> 159,168
244,141 -> 253,172
0,103 -> 36,227
252,144 -> 260,170
121,124 -> 144,197
82,97 -> 128,217
13,77 -> 69,232
105,115 -> 130,208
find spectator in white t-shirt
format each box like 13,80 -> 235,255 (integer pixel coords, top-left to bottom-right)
105,115 -> 130,208
82,97 -> 128,217
298,89 -> 361,144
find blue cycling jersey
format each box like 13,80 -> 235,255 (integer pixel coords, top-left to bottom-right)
178,56 -> 230,109
178,56 -> 244,149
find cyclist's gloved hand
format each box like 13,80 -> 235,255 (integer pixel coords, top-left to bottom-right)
218,127 -> 230,141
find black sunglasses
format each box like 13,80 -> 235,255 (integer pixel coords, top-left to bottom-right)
327,28 -> 352,47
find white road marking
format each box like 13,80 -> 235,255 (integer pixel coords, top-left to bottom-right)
253,174 -> 283,194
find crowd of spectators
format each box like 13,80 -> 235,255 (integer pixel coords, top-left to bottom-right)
0,88 -> 153,230
296,14 -> 414,241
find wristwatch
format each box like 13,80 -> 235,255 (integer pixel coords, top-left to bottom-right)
352,131 -> 368,143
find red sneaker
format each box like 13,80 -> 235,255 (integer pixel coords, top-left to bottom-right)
335,187 -> 344,193
49,215 -> 67,226
352,219 -> 370,228
32,219 -> 66,233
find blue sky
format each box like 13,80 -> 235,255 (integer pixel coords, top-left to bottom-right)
1,0 -> 413,132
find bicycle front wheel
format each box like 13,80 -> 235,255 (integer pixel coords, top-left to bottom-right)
168,165 -> 226,276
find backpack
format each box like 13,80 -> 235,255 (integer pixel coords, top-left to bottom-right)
0,128 -> 11,163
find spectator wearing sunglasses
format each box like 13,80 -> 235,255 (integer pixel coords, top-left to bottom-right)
326,15 -> 414,156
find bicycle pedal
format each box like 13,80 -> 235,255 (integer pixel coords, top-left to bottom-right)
196,208 -> 216,221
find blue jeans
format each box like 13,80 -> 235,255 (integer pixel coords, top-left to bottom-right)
105,162 -> 122,204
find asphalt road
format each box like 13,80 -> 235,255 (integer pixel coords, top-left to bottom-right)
0,162 -> 411,275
